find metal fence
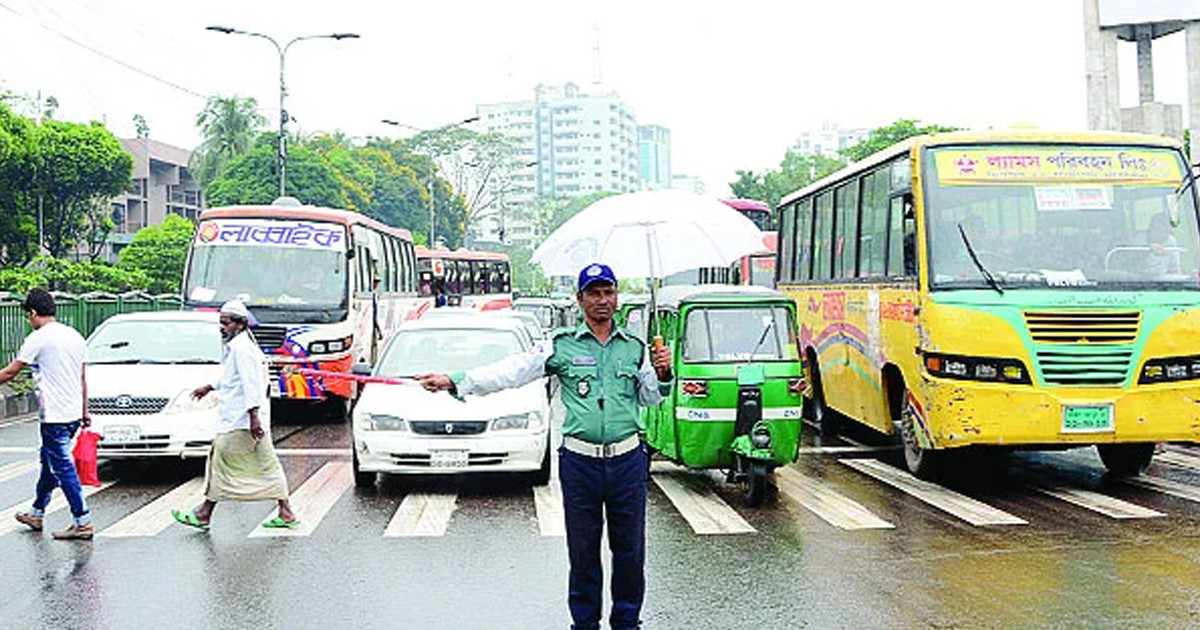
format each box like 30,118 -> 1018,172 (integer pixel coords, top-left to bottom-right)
0,292 -> 182,364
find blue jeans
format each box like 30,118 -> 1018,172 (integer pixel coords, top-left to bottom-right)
32,421 -> 90,527
559,444 -> 648,630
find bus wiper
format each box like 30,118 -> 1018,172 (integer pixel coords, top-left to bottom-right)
958,223 -> 1004,295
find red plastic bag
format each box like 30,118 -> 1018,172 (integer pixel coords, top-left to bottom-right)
72,429 -> 101,487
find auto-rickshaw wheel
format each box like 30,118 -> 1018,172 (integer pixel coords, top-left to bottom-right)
741,461 -> 770,507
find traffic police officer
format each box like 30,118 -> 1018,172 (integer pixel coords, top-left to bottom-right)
417,262 -> 672,630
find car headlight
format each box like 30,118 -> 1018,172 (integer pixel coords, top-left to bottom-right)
1139,355 -> 1200,384
492,412 -> 541,431
923,352 -> 1031,384
163,389 -> 217,415
362,413 -> 407,431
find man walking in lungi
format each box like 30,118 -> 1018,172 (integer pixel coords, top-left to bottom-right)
172,299 -> 297,531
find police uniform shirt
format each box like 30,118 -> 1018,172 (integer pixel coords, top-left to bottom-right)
451,322 -> 671,444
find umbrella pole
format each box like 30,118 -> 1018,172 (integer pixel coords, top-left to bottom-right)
646,229 -> 663,350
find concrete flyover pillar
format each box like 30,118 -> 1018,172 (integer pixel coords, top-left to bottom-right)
1189,21 -> 1200,164
1084,0 -> 1121,131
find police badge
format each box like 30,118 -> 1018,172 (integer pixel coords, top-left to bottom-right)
576,378 -> 590,397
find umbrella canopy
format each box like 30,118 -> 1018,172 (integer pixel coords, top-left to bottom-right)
531,189 -> 767,279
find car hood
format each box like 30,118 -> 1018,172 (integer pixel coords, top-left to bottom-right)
86,364 -> 221,398
355,379 -> 546,421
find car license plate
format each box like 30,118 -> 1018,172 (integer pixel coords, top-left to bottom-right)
1062,405 -> 1114,433
430,450 -> 468,468
103,425 -> 140,443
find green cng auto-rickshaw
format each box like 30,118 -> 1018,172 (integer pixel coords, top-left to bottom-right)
615,294 -> 650,342
643,285 -> 804,506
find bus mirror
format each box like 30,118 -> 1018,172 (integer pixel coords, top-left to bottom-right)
346,248 -> 355,259
351,362 -> 372,376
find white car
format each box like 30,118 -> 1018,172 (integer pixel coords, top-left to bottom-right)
85,311 -> 221,460
352,315 -> 551,486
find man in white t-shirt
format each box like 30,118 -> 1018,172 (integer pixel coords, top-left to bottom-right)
0,288 -> 93,540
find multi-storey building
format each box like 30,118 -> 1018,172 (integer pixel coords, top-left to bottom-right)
792,123 -> 870,159
97,137 -> 202,262
473,83 -> 658,248
638,124 -> 671,190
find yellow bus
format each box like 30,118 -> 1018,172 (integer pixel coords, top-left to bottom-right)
776,130 -> 1200,478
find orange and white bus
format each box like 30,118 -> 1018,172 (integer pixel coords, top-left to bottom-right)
182,197 -> 430,418
415,246 -> 513,310
776,130 -> 1200,478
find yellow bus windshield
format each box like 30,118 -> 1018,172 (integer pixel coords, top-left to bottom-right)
924,145 -> 1199,290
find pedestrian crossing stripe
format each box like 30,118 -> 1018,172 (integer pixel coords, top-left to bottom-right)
775,467 -> 894,530
0,481 -> 115,536
533,480 -> 565,537
385,492 -> 458,537
100,477 -> 207,537
1030,484 -> 1165,519
1123,473 -> 1200,504
841,458 -> 1028,526
650,463 -> 755,535
250,461 -> 353,538
0,459 -> 39,484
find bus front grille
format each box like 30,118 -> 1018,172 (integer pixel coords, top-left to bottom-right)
1034,348 -> 1133,386
253,326 -> 288,351
1023,311 -> 1140,344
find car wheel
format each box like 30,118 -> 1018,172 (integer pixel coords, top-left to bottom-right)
353,449 -> 375,488
529,440 -> 551,486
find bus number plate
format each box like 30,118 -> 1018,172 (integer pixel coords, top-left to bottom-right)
1062,405 -> 1113,433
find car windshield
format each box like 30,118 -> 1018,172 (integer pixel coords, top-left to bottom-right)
376,328 -> 525,376
924,145 -> 1200,291
682,305 -> 797,362
514,303 -> 555,328
87,319 -> 220,364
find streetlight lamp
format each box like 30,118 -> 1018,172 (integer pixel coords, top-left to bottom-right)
381,117 -> 479,247
206,25 -> 359,197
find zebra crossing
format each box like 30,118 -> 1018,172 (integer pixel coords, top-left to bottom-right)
3,448 -> 1200,540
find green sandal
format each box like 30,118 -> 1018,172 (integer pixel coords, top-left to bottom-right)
262,516 -> 300,529
171,509 -> 210,531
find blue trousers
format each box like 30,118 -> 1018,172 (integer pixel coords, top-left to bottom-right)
32,421 -> 91,526
559,444 -> 648,630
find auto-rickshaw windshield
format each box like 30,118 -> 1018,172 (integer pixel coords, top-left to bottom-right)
682,306 -> 797,363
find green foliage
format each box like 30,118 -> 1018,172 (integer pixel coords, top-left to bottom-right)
35,119 -> 133,259
205,138 -> 345,208
190,95 -> 266,190
0,103 -> 38,266
504,244 -> 553,295
117,213 -> 193,293
0,255 -> 148,294
839,119 -> 960,163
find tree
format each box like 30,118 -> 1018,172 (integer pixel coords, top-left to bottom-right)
117,213 -> 194,294
729,152 -> 844,209
839,119 -> 960,163
133,114 -> 149,139
205,138 -> 344,208
368,135 -> 469,247
0,102 -> 38,266
0,255 -> 148,294
35,119 -> 133,259
190,95 -> 266,190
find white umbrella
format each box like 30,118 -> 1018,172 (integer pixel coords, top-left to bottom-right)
531,189 -> 768,343
531,189 -> 767,279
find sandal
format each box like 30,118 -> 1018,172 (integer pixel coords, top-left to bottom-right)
171,509 -> 210,531
262,516 -> 300,529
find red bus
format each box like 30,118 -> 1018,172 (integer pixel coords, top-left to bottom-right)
723,198 -> 777,287
415,246 -> 513,310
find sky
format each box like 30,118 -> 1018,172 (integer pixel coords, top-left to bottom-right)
0,0 -> 1194,196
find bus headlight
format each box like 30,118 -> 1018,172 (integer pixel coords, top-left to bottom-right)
308,336 -> 352,355
1139,355 -> 1200,384
923,352 -> 1031,384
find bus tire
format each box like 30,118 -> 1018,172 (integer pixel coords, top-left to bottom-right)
899,389 -> 943,479
804,357 -> 841,437
1096,443 -> 1155,476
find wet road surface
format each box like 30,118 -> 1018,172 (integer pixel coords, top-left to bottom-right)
3,409 -> 1200,629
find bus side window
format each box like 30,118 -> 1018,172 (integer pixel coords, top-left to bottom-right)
902,194 -> 916,276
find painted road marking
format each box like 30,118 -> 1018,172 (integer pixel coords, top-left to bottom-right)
0,447 -> 37,454
100,477 -> 207,537
1032,484 -> 1165,519
533,480 -> 565,537
0,460 -> 39,484
651,463 -> 755,535
0,482 -> 115,536
1124,474 -> 1200,504
385,492 -> 458,537
250,461 -> 352,538
841,458 -> 1027,526
1154,450 -> 1200,472
775,467 -> 894,530
797,445 -> 897,456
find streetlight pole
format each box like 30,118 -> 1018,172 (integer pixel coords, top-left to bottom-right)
206,26 -> 359,198
381,117 -> 479,247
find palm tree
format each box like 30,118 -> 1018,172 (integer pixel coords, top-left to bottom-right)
190,95 -> 266,190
